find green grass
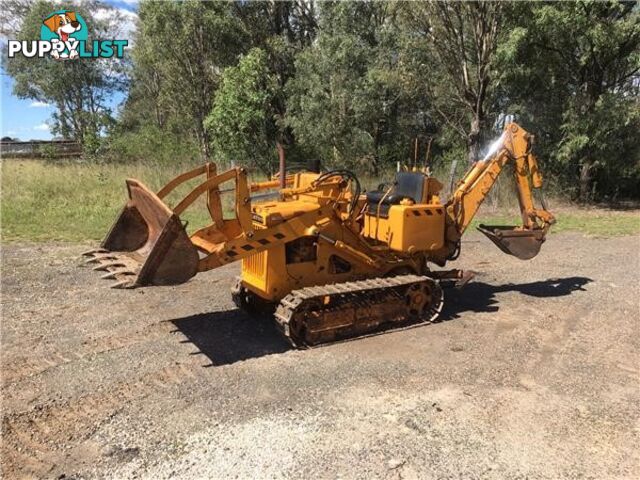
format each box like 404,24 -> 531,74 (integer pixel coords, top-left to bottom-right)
1,159 -> 638,242
539,209 -> 640,236
467,204 -> 640,236
1,159 -> 237,242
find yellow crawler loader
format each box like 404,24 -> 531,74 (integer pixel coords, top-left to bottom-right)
83,122 -> 555,346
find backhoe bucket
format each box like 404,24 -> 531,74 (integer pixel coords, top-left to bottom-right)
82,179 -> 199,288
477,224 -> 546,260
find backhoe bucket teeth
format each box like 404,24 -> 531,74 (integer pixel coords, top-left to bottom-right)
84,179 -> 199,287
477,224 -> 546,260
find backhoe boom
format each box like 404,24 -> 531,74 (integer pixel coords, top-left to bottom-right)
443,122 -> 555,260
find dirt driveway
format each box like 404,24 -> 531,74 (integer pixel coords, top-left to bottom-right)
2,232 -> 639,479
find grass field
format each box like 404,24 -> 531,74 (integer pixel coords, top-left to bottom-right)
2,159 -> 638,242
1,159 -> 216,242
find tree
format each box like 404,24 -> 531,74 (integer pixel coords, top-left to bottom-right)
500,1 -> 640,201
118,19 -> 167,132
404,1 -> 504,165
287,1 -> 429,174
230,0 -> 319,166
124,0 -> 248,161
119,0 -> 318,167
205,48 -> 279,175
0,0 -> 35,39
3,0 -> 126,149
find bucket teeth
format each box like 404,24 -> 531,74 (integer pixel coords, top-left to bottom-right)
110,279 -> 135,289
81,248 -> 107,256
92,261 -> 125,271
100,269 -> 135,280
81,247 -> 140,289
83,254 -> 115,265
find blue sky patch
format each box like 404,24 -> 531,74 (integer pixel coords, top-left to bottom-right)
1,0 -> 137,140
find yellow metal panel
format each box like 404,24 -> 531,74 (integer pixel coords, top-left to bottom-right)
243,251 -> 266,279
363,204 -> 445,252
242,251 -> 268,291
252,201 -> 319,227
241,245 -> 288,300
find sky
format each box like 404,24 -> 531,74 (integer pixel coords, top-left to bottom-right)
0,0 -> 139,141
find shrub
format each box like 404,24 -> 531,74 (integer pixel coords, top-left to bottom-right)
104,125 -> 200,166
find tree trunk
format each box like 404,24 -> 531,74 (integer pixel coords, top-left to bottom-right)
579,160 -> 594,203
201,141 -> 211,163
467,116 -> 481,164
371,123 -> 382,176
197,121 -> 211,162
277,141 -> 286,189
448,158 -> 459,197
371,155 -> 380,176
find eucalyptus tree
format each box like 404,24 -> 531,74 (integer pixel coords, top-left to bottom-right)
126,0 -> 248,161
500,0 -> 640,200
287,1 -> 430,174
3,0 -> 127,148
402,1 -> 505,165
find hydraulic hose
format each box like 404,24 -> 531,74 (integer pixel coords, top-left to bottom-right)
314,170 -> 362,218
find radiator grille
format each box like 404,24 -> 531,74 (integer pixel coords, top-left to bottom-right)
242,251 -> 266,278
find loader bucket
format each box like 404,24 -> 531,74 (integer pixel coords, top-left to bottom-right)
477,224 -> 546,260
83,179 -> 199,288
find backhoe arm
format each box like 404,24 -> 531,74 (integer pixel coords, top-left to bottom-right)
443,122 -> 555,260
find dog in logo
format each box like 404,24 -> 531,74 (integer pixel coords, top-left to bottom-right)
43,11 -> 82,59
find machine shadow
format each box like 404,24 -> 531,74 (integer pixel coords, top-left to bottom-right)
441,276 -> 592,320
169,309 -> 292,367
170,276 -> 591,367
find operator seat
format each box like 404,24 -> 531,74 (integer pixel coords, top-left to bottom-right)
365,172 -> 426,216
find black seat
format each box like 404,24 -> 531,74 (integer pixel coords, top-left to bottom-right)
366,172 -> 426,217
365,190 -> 404,205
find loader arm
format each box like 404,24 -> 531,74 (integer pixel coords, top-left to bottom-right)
83,163 -> 350,288
443,122 -> 555,260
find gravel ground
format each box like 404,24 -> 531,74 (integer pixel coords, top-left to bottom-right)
1,232 -> 639,479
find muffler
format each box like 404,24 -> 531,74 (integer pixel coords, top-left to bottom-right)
477,224 -> 547,260
83,179 -> 199,288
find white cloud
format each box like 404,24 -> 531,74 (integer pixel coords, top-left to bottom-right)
94,7 -> 138,23
33,123 -> 50,131
30,101 -> 51,108
93,7 -> 138,45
